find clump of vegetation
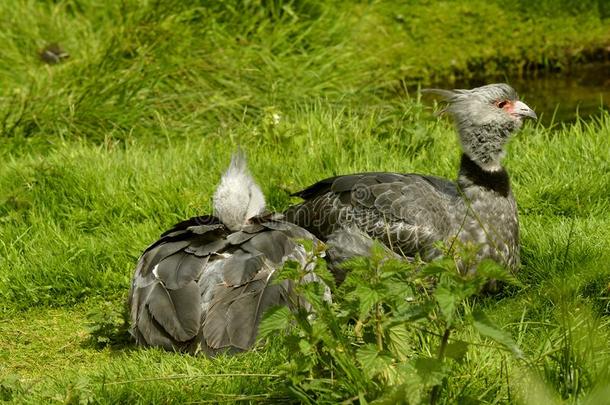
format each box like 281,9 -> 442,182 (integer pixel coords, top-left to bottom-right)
0,375 -> 25,402
261,241 -> 524,403
85,300 -> 131,348
260,236 -> 610,404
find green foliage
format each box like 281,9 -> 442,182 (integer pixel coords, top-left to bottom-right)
260,241 -> 525,403
85,300 -> 131,348
0,375 -> 24,402
0,0 -> 609,143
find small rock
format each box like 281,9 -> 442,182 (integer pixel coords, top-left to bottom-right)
39,43 -> 70,64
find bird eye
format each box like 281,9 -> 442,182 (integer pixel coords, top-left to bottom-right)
497,100 -> 508,108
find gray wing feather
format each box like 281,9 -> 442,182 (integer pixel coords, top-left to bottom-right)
259,219 -> 312,238
331,175 -> 364,192
220,250 -> 265,286
141,281 -> 201,342
132,301 -> 177,350
226,230 -> 257,245
186,238 -> 229,256
374,188 -> 401,216
241,223 -> 265,233
155,252 -> 206,290
241,231 -> 296,264
139,240 -> 191,276
186,224 -> 226,234
201,271 -> 291,351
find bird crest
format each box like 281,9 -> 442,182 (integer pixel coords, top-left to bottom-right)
213,150 -> 266,231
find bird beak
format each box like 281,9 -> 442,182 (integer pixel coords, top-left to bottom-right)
512,100 -> 537,120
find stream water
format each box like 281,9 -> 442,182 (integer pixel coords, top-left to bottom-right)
446,62 -> 610,126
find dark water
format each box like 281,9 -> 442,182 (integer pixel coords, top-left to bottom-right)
448,62 -> 610,125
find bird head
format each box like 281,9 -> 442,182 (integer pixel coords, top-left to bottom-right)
424,83 -> 536,171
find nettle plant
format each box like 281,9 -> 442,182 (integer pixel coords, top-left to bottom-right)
259,239 -> 523,404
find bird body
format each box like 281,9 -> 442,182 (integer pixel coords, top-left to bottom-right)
129,152 -> 323,355
286,84 -> 535,273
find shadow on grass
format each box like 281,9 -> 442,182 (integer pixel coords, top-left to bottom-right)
82,299 -> 133,353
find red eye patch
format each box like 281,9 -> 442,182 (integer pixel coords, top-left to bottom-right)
496,100 -> 514,112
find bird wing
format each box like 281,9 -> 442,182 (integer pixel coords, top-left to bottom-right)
285,172 -> 458,258
128,219 -> 229,352
129,216 -> 321,355
199,222 -> 315,354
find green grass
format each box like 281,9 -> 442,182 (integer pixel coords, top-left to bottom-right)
1,0 -> 610,403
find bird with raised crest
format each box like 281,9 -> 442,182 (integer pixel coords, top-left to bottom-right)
128,151 -> 327,355
285,83 -> 536,277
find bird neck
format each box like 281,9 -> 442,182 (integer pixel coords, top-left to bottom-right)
458,122 -> 515,172
458,153 -> 510,197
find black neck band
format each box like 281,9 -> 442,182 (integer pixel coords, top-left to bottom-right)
459,154 -> 510,197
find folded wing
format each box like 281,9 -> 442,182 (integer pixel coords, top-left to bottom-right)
285,172 -> 458,259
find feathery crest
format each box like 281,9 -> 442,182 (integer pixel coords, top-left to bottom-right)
213,150 -> 266,231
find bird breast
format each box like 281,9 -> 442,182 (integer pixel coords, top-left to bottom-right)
451,186 -> 519,271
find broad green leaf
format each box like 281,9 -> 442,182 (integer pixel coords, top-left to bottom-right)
445,341 -> 469,362
372,381 -> 422,405
419,263 -> 450,277
346,284 -> 381,319
356,343 -> 393,379
472,310 -> 523,358
385,282 -> 415,304
373,361 -> 424,404
296,238 -> 314,252
300,281 -> 327,310
258,306 -> 292,339
386,324 -> 411,360
298,339 -> 314,356
341,255 -> 369,271
476,259 -> 522,286
379,257 -> 412,277
434,284 -> 457,324
312,257 -> 336,289
413,356 -> 447,386
388,302 -> 432,326
371,240 -> 390,261
275,260 -> 302,282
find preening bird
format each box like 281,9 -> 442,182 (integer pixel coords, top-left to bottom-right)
128,152 -> 325,355
285,83 -> 536,274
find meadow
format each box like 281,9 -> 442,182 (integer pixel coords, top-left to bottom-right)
1,1 -> 610,403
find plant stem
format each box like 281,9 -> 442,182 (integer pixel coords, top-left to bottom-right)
430,328 -> 451,405
375,303 -> 383,351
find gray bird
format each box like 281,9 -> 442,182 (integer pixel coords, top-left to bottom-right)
129,152 -> 326,355
285,83 -> 537,275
